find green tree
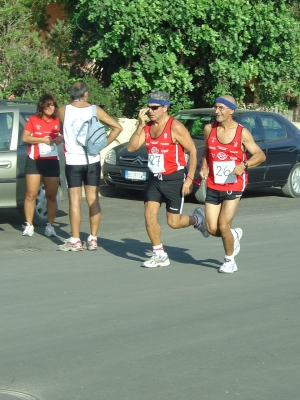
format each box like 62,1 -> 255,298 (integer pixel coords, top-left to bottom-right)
56,0 -> 300,115
0,0 -> 69,103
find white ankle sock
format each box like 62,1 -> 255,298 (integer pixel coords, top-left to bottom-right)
88,235 -> 97,241
153,244 -> 164,255
70,237 -> 80,243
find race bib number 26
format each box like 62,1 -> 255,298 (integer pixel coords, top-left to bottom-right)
213,160 -> 237,184
148,153 -> 165,173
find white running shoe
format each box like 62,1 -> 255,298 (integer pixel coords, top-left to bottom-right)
143,252 -> 170,268
219,257 -> 238,274
45,224 -> 57,237
193,207 -> 210,238
83,237 -> 98,251
58,238 -> 83,252
232,228 -> 243,257
22,223 -> 34,236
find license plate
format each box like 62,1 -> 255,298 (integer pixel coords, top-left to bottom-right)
125,170 -> 146,181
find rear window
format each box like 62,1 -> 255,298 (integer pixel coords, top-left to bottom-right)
0,112 -> 13,151
20,112 -> 34,122
175,113 -> 215,139
19,111 -> 35,145
260,115 -> 287,141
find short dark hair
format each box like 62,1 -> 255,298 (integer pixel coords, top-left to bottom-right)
69,81 -> 88,101
36,94 -> 58,118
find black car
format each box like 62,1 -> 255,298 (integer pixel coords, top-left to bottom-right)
102,108 -> 300,203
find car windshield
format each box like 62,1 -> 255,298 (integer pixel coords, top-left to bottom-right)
175,112 -> 215,139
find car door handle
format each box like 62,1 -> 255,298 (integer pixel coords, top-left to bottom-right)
288,147 -> 296,152
0,161 -> 12,168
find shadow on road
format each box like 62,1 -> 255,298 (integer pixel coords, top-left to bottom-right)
99,237 -> 221,270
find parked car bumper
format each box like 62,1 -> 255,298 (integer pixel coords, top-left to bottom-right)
103,163 -> 149,190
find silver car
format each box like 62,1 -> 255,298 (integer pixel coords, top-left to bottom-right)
0,100 -> 68,224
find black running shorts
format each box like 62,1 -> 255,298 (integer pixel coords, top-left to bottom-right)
25,156 -> 60,177
144,171 -> 185,214
65,162 -> 101,188
206,187 -> 243,205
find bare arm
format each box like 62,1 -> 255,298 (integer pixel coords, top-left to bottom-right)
233,128 -> 266,176
199,123 -> 211,180
171,119 -> 197,195
57,106 -> 65,139
127,108 -> 148,152
96,106 -> 123,146
22,129 -> 54,146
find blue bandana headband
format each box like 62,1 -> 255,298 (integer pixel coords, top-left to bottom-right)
147,98 -> 170,107
215,97 -> 236,111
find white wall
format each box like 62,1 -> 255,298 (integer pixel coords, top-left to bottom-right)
292,122 -> 300,130
100,118 -> 138,176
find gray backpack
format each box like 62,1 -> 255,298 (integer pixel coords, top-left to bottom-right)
76,105 -> 107,159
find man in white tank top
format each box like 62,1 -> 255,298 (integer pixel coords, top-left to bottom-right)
57,81 -> 123,251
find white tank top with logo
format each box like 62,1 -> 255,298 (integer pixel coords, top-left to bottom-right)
63,104 -> 100,165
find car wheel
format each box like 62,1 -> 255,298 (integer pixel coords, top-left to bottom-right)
282,163 -> 300,198
194,179 -> 207,204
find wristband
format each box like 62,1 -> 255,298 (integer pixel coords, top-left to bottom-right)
187,175 -> 201,186
201,165 -> 207,170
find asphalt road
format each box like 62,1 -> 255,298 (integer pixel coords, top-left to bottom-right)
0,186 -> 299,400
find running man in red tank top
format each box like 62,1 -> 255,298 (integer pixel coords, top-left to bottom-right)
196,95 -> 266,273
127,91 -> 208,268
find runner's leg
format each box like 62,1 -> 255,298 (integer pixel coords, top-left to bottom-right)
144,201 -> 162,246
217,198 -> 240,256
166,212 -> 196,228
164,179 -> 196,228
44,176 -> 59,224
68,186 -> 82,239
84,185 -> 101,237
24,174 -> 41,224
205,202 -> 222,236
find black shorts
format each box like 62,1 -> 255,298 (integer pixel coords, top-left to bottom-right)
206,187 -> 243,205
65,162 -> 101,188
144,170 -> 185,214
25,156 -> 60,177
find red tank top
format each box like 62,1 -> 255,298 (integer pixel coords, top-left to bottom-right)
206,122 -> 248,191
145,117 -> 186,175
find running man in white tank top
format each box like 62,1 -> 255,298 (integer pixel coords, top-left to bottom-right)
57,80 -> 123,251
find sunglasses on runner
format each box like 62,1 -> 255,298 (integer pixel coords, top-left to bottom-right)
147,105 -> 163,111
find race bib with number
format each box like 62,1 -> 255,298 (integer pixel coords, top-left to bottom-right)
213,160 -> 237,184
39,141 -> 58,158
148,153 -> 165,173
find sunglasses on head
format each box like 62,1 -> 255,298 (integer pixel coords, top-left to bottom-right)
147,105 -> 163,111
